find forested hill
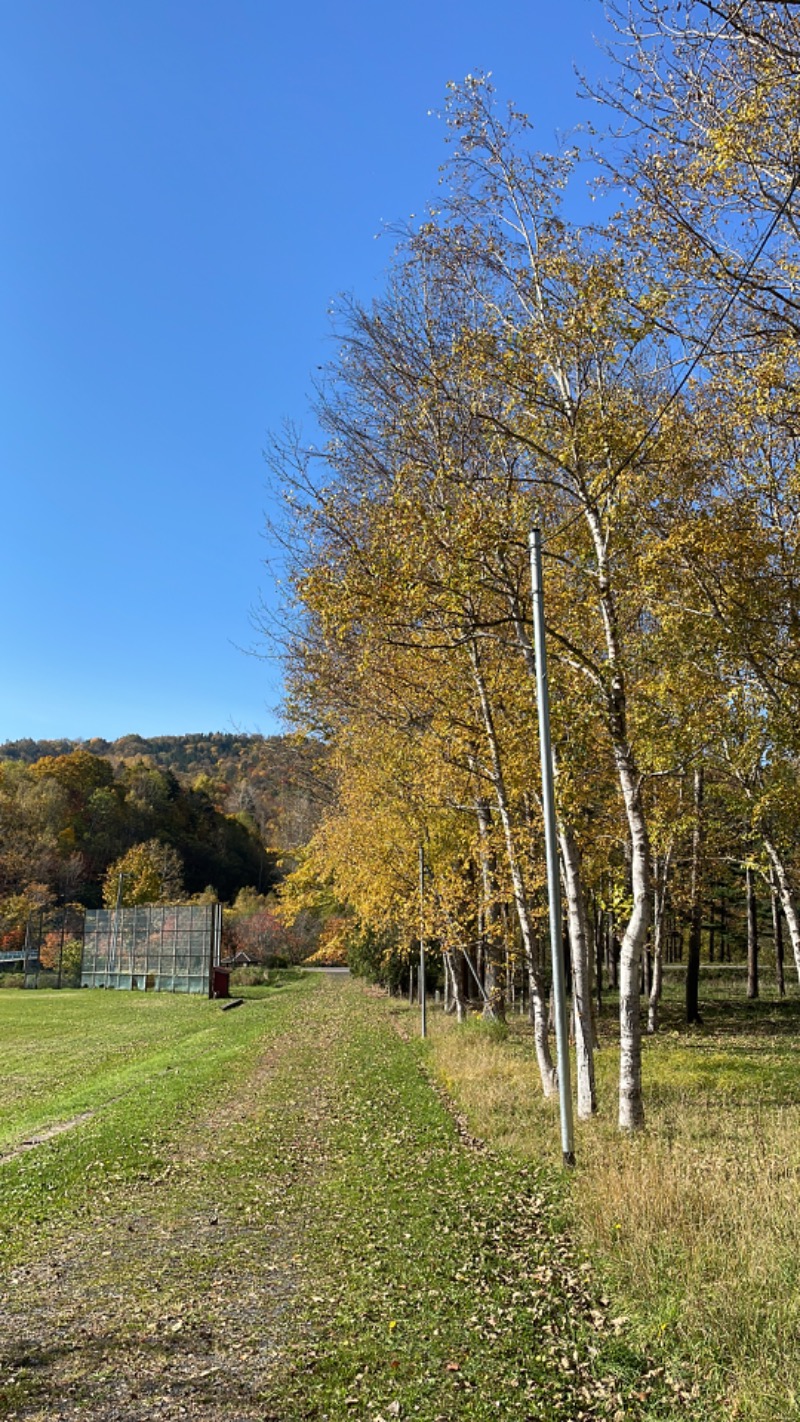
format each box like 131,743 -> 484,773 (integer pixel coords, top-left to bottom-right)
0,734 -> 324,931
3,731 -> 291,781
0,733 -> 323,852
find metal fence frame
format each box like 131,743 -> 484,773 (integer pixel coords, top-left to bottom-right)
81,903 -> 221,995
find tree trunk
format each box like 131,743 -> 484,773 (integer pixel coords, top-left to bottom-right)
609,921 -> 619,988
443,950 -> 467,1021
593,898 -> 603,1014
504,604 -> 594,1111
762,834 -> 800,985
746,864 -> 759,1001
686,768 -> 704,1026
468,642 -> 556,1095
648,844 -> 673,1035
770,865 -> 786,999
558,823 -> 597,1117
505,942 -> 514,1011
609,722 -> 650,1130
584,508 -> 650,1129
475,797 -> 506,1022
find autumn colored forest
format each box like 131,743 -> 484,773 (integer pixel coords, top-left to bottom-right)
267,5 -> 800,1134
0,733 -> 324,970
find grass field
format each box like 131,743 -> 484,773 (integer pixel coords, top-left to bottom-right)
0,975 -> 714,1421
0,975 -> 312,1251
426,967 -> 800,1422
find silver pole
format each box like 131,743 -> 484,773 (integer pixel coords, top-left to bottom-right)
529,528 -> 576,1167
419,843 -> 427,1038
108,871 -> 125,986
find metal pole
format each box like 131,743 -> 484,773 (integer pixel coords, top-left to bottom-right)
419,842 -> 427,1039
57,903 -> 66,989
530,528 -> 576,1167
108,871 -> 125,986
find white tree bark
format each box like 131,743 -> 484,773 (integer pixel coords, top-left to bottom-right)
647,845 -> 673,1034
468,640 -> 557,1096
443,950 -> 466,1021
475,797 -> 506,1022
762,835 -> 800,985
506,602 -> 596,1115
558,823 -> 597,1118
585,507 -> 651,1130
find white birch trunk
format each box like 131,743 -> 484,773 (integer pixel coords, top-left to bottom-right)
558,823 -> 597,1118
443,953 -> 453,1014
468,641 -> 557,1096
475,797 -> 506,1022
443,950 -> 466,1021
609,717 -> 650,1129
507,603 -> 595,1114
762,835 -> 800,985
585,508 -> 651,1130
647,846 -> 673,1035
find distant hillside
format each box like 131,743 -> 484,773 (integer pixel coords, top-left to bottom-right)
0,732 -> 326,854
0,733 -> 330,950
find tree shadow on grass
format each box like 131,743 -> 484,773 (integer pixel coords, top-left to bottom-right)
657,994 -> 800,1039
0,1322 -> 281,1420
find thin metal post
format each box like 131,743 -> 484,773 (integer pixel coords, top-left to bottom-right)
108,871 -> 126,986
530,528 -> 576,1167
57,905 -> 66,989
419,843 -> 427,1039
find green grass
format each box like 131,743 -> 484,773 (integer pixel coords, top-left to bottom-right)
426,973 -> 800,1422
258,986 -> 706,1421
0,976 -> 706,1420
0,975 -> 315,1258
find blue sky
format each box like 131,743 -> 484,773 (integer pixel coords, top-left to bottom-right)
0,0 -> 615,744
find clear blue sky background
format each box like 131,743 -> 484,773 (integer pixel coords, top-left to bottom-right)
0,0 -> 615,744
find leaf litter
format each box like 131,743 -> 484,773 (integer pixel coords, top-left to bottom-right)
0,977 -> 711,1419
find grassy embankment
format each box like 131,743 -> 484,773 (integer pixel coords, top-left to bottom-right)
0,974 -> 706,1420
425,965 -> 800,1422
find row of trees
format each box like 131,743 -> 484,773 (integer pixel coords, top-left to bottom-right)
272,5 -> 800,1130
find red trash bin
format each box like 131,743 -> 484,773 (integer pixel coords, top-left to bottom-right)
211,967 -> 231,999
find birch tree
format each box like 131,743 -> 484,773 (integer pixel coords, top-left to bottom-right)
415,77 -> 693,1127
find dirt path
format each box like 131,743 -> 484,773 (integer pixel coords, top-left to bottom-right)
0,997 -> 341,1421
1,978 -> 688,1422
0,1114 -> 97,1166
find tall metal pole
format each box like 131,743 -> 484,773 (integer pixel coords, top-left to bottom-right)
57,902 -> 66,989
419,842 -> 427,1039
530,528 -> 576,1167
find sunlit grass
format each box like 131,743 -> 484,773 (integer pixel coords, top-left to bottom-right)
0,976 -> 315,1257
0,976 -> 691,1419
424,973 -> 800,1421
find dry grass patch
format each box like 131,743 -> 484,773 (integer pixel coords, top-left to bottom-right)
423,995 -> 800,1421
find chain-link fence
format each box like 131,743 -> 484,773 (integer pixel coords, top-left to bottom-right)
82,903 -> 221,994
15,906 -> 86,988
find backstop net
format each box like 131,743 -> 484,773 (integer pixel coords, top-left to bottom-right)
81,903 -> 221,994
